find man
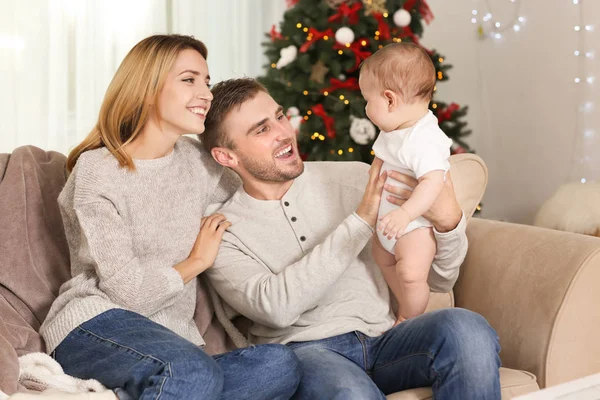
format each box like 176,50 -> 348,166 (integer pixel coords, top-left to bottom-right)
202,78 -> 501,399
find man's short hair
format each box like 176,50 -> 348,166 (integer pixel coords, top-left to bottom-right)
360,42 -> 436,103
202,78 -> 268,152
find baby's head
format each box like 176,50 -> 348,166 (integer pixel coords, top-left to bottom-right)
359,42 -> 435,131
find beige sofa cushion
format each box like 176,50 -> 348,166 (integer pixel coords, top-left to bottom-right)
386,367 -> 539,399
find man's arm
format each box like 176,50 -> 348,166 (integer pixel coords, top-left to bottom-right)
206,159 -> 387,329
206,212 -> 373,329
429,212 -> 467,292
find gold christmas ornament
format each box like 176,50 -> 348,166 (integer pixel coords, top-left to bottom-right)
309,60 -> 330,84
362,0 -> 387,16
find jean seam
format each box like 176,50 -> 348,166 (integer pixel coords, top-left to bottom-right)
353,331 -> 369,371
372,351 -> 434,372
430,361 -> 440,395
76,326 -> 167,366
155,362 -> 171,400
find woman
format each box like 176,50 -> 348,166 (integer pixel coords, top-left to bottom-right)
39,34 -> 301,400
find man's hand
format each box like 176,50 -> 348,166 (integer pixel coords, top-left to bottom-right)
356,157 -> 387,228
384,170 -> 462,233
378,208 -> 411,239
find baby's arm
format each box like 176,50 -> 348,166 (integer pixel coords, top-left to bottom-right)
401,170 -> 446,221
378,170 -> 445,238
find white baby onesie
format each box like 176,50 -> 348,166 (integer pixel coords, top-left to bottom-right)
372,110 -> 452,254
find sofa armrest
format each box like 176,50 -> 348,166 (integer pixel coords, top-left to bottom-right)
454,218 -> 600,389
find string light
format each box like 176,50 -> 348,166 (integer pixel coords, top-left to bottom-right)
569,0 -> 597,184
471,0 -> 526,40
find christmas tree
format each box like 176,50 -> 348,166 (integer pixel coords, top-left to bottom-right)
258,0 -> 472,162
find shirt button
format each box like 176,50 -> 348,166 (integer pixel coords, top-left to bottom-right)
291,217 -> 297,222
284,201 -> 290,206
300,236 -> 306,241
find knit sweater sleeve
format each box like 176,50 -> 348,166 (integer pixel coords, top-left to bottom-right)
428,212 -> 468,292
71,168 -> 184,316
206,212 -> 373,329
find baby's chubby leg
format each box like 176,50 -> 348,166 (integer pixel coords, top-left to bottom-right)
394,227 -> 437,323
372,235 -> 404,316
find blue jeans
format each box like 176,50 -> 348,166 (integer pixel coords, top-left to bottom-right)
288,308 -> 501,400
53,309 -> 301,400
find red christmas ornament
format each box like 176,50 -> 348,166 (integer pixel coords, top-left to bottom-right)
333,39 -> 372,71
328,2 -> 363,25
373,13 -> 391,40
320,77 -> 360,93
311,104 -> 336,139
286,0 -> 300,8
436,103 -> 460,123
403,0 -> 434,25
400,26 -> 420,44
270,25 -> 283,41
300,28 -> 334,53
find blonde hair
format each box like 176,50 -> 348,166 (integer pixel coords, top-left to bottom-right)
361,42 -> 436,104
66,34 -> 208,172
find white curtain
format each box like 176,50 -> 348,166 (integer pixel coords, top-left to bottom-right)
0,0 -> 287,154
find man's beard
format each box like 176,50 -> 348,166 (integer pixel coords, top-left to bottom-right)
238,152 -> 304,182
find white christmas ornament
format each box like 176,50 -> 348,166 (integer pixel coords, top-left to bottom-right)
276,45 -> 298,69
338,74 -> 347,81
335,27 -> 355,45
393,9 -> 412,27
286,107 -> 303,133
286,107 -> 300,117
349,116 -> 376,145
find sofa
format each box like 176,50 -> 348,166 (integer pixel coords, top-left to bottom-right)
1,146 -> 599,399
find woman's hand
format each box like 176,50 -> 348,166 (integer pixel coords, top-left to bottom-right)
175,213 -> 231,283
384,170 -> 462,233
189,213 -> 231,268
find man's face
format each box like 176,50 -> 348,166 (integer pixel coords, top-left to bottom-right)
221,91 -> 304,182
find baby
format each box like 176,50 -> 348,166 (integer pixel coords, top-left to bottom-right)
359,42 -> 452,325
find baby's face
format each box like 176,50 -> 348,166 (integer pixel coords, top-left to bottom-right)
359,73 -> 398,133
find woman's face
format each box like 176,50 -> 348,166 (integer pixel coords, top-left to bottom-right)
155,48 -> 212,136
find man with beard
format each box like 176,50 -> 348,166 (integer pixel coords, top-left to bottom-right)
201,78 -> 501,400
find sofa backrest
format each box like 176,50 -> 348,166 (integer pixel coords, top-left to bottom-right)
0,147 -> 488,395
